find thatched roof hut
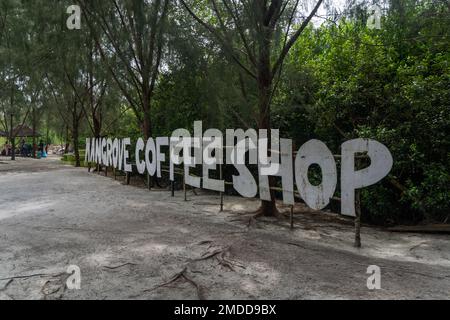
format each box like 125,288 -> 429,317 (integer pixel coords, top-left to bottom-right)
0,126 -> 41,138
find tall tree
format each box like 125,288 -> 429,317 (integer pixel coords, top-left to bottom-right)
0,0 -> 43,159
79,0 -> 170,140
180,0 -> 324,216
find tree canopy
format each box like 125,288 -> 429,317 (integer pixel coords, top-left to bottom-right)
1,0 -> 448,224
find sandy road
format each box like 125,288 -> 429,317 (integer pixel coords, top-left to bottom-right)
0,156 -> 449,300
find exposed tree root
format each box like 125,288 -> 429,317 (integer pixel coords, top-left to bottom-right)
252,205 -> 285,220
0,272 -> 65,282
229,214 -> 267,228
144,267 -> 204,300
0,293 -> 14,300
286,242 -> 323,253
40,280 -> 63,300
0,273 -> 47,281
216,257 -> 235,271
409,242 -> 427,252
229,205 -> 286,229
195,240 -> 213,246
195,246 -> 245,272
0,271 -> 68,300
0,279 -> 13,291
144,243 -> 244,299
216,250 -> 246,271
194,247 -> 230,262
103,263 -> 137,270
181,272 -> 205,300
144,267 -> 188,293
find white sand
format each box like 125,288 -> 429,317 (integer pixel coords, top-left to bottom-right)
0,156 -> 449,300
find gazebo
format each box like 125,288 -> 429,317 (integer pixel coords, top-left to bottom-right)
1,126 -> 41,157
14,126 -> 41,138
0,126 -> 41,138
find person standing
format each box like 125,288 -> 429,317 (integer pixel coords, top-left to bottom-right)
37,140 -> 44,158
20,139 -> 26,156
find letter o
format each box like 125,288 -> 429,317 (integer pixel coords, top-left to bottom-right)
295,139 -> 337,210
112,138 -> 119,168
145,138 -> 156,176
135,138 -> 146,174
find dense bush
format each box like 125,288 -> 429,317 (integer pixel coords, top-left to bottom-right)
273,2 -> 449,224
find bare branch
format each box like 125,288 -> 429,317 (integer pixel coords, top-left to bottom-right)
272,0 -> 323,78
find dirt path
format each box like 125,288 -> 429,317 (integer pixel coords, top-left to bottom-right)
0,157 -> 449,300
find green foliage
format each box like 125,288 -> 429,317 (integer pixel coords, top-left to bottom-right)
274,1 -> 450,224
62,150 -> 87,166
2,0 -> 449,225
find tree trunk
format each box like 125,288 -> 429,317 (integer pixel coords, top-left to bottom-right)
93,110 -> 101,138
64,125 -> 70,155
73,114 -> 81,167
89,40 -> 102,140
10,113 -> 15,161
32,107 -> 37,158
142,93 -> 156,186
143,113 -> 152,140
142,83 -> 153,140
255,13 -> 279,218
354,190 -> 362,248
10,85 -> 15,161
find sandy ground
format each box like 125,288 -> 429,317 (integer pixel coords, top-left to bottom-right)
0,156 -> 449,300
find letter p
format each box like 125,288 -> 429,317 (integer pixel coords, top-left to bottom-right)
341,139 -> 393,217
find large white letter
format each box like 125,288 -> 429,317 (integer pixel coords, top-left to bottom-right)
170,129 -> 191,181
112,138 -> 119,169
156,137 -> 168,178
96,139 -> 102,164
106,138 -> 113,166
226,129 -> 257,197
341,139 -> 393,217
202,129 -> 225,192
258,138 -> 294,205
259,129 -> 280,176
135,138 -> 146,174
85,138 -> 91,163
89,138 -> 96,163
145,138 -> 157,177
184,124 -> 201,188
295,140 -> 337,210
123,138 -> 132,172
117,139 -> 125,170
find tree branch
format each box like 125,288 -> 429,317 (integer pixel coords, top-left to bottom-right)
272,0 -> 323,78
180,0 -> 257,80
